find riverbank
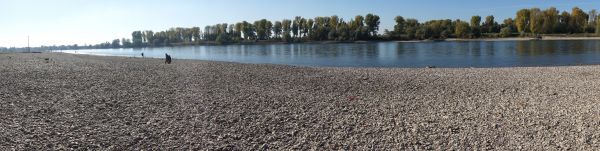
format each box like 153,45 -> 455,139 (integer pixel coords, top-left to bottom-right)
9,35 -> 600,53
2,53 -> 600,150
447,36 -> 600,42
445,37 -> 538,41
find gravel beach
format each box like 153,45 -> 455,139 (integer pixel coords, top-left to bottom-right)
2,52 -> 600,150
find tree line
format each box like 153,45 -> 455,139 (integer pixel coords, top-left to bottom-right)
4,6 -> 600,51
118,7 -> 600,48
120,13 -> 381,47
384,7 -> 600,40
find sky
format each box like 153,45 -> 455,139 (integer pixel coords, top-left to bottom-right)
1,0 -> 599,47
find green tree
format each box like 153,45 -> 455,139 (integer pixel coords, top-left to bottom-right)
529,8 -> 543,34
558,11 -> 571,33
503,18 -> 516,32
242,21 -> 255,40
596,16 -> 600,35
516,9 -> 531,34
292,16 -> 301,38
336,21 -> 350,41
191,27 -> 201,42
404,19 -> 419,39
470,16 -> 481,27
233,22 -> 243,40
542,7 -> 559,34
365,13 -> 381,38
470,16 -> 482,37
142,30 -> 154,44
454,20 -> 471,38
254,20 -> 266,40
328,15 -> 340,40
589,9 -> 598,33
483,15 -> 498,33
300,18 -> 308,37
281,19 -> 292,41
273,21 -> 282,39
570,7 -> 588,33
121,38 -> 132,48
500,27 -> 512,37
111,39 -> 120,48
131,31 -> 143,47
265,20 -> 273,40
306,19 -> 314,38
353,15 -> 366,40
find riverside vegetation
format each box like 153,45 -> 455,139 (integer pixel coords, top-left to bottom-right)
4,6 -> 600,52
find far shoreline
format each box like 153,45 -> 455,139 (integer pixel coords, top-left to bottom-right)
6,35 -> 600,53
170,36 -> 600,46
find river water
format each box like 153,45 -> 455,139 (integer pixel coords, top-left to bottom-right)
59,40 -> 600,67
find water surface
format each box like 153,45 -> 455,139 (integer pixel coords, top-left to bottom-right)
59,40 -> 600,67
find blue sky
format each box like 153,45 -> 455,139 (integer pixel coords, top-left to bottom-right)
1,0 -> 598,47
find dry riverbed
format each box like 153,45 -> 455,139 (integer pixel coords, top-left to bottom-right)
2,53 -> 600,150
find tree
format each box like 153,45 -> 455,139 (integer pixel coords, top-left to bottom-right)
241,21 -> 255,40
500,27 -> 512,37
281,19 -> 292,41
365,13 -> 381,38
394,16 -> 406,35
273,21 -> 282,39
233,22 -> 243,40
586,9 -> 597,33
292,16 -> 301,38
111,39 -> 120,48
306,19 -> 314,38
142,30 -> 154,44
254,19 -> 269,40
191,27 -> 201,42
571,7 -> 589,33
121,38 -> 132,48
353,15 -> 366,40
590,9 -> 598,25
300,18 -> 308,37
131,31 -> 143,47
470,16 -> 481,27
529,8 -> 543,34
404,19 -> 419,39
470,16 -> 482,37
558,11 -> 571,33
597,16 -> 600,35
328,15 -> 340,40
542,7 -> 559,34
336,21 -> 350,41
516,9 -> 531,34
265,20 -> 273,40
454,20 -> 471,38
503,18 -> 516,32
388,16 -> 406,39
483,15 -> 498,33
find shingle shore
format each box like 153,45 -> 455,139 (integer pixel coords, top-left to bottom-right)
1,52 -> 600,150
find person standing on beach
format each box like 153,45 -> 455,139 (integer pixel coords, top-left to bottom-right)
165,53 -> 172,64
141,52 -> 144,58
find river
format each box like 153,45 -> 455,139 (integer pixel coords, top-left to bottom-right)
59,40 -> 600,67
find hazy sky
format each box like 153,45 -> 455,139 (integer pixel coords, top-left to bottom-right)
1,0 -> 599,47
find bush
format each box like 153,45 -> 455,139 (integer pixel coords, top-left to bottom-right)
500,27 -> 512,38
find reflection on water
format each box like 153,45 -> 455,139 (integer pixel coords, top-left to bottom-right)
59,40 -> 600,67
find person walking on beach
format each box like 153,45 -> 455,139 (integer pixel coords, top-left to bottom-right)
141,52 -> 144,58
165,53 -> 172,64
